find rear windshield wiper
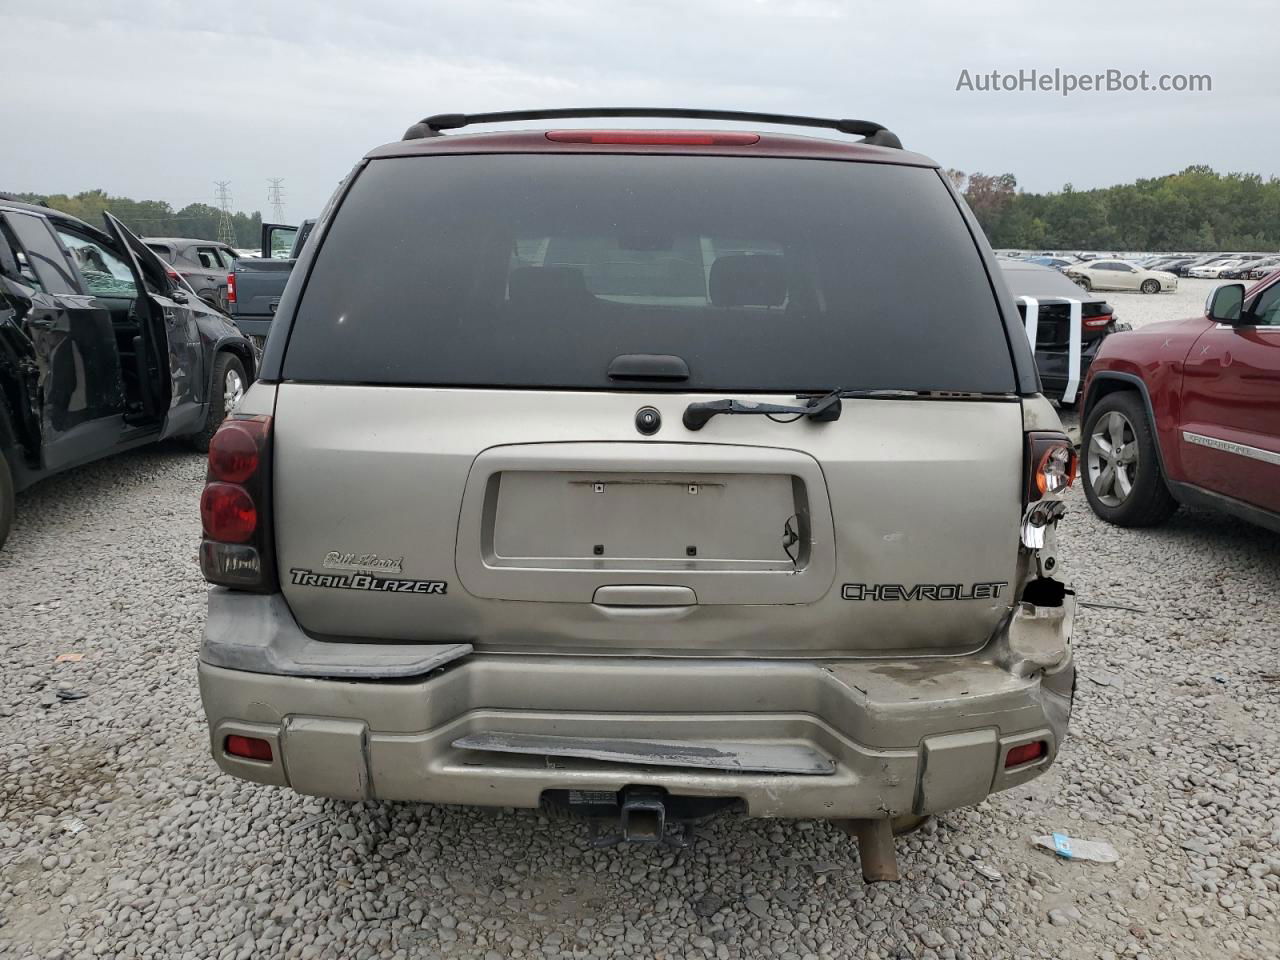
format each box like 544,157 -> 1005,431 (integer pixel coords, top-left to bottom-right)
682,389 -> 944,431
683,390 -> 845,430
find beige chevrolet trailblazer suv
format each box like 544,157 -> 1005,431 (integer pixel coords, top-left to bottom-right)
196,108 -> 1077,880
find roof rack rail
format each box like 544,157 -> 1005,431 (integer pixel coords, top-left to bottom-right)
402,108 -> 902,149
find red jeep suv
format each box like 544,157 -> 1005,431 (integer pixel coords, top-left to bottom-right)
1080,278 -> 1280,532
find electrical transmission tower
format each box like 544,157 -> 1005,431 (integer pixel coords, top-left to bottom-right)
267,178 -> 286,222
214,181 -> 237,247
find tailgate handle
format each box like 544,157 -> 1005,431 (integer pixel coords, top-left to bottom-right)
607,354 -> 689,381
592,585 -> 697,607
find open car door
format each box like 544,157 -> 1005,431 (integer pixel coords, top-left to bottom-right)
260,222 -> 298,260
102,212 -> 206,439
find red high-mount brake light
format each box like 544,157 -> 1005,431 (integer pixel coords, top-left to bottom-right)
226,273 -> 236,305
200,414 -> 277,591
1025,432 -> 1077,504
545,130 -> 761,146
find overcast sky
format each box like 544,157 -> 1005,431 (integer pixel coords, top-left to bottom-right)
2,0 -> 1274,218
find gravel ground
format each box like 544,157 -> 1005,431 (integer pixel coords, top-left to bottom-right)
2,323 -> 1278,959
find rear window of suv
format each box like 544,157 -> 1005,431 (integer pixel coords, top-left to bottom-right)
283,154 -> 1016,393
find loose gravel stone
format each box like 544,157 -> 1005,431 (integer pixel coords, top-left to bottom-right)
1,333 -> 1279,959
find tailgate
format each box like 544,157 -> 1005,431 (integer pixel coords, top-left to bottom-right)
272,385 -> 1024,657
233,259 -> 294,318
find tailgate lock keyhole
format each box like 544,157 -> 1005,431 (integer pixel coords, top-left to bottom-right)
635,406 -> 662,436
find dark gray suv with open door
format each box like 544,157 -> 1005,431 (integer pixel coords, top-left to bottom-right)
0,199 -> 255,549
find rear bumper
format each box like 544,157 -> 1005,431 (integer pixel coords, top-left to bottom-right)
198,593 -> 1075,820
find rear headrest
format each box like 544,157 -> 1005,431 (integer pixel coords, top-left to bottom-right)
507,266 -> 591,305
709,254 -> 787,307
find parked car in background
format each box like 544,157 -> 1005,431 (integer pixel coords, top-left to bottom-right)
1242,257 -> 1280,280
1187,258 -> 1250,279
197,108 -> 1076,873
1173,255 -> 1227,276
1142,255 -> 1190,272
144,237 -> 240,310
1218,256 -> 1278,280
1025,256 -> 1074,270
1081,278 -> 1279,532
0,199 -> 255,549
999,259 -> 1124,403
226,219 -> 315,343
1065,259 -> 1177,294
1151,256 -> 1198,275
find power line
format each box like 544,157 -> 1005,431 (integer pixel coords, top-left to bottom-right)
267,178 -> 286,222
214,181 -> 236,246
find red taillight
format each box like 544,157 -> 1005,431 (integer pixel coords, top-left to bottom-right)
208,422 -> 262,484
545,130 -> 761,145
1005,740 -> 1047,768
1083,305 -> 1114,329
200,414 -> 276,591
226,273 -> 236,304
201,483 -> 257,542
225,735 -> 273,762
1026,432 -> 1077,503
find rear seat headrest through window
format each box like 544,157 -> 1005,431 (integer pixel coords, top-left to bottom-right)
709,253 -> 787,307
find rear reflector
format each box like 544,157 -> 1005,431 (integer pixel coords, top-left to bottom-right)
225,735 -> 273,762
1005,740 -> 1047,768
546,130 -> 760,145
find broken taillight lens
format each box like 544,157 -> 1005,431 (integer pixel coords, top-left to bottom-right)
200,414 -> 277,592
1025,432 -> 1077,504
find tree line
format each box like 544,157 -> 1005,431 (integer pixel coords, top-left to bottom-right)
7,189 -> 265,248
949,166 -> 1280,252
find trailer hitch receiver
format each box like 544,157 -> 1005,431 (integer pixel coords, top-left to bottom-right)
621,786 -> 667,844
588,786 -> 692,849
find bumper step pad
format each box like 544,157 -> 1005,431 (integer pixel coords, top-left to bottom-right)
452,732 -> 836,775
